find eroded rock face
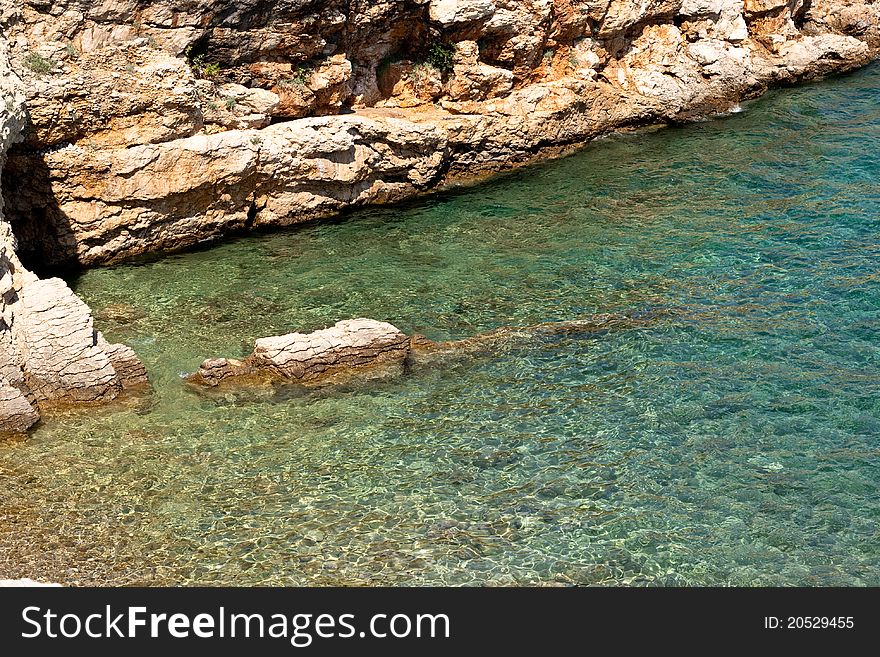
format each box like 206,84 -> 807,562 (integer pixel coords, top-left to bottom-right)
188,319 -> 410,386
2,0 -> 878,268
429,0 -> 498,27
16,278 -> 119,404
0,31 -> 148,434
6,113 -> 448,264
0,383 -> 38,433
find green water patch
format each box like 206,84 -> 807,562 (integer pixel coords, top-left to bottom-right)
1,65 -> 878,585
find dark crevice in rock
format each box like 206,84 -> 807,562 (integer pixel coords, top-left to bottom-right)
245,200 -> 258,228
1,154 -> 76,275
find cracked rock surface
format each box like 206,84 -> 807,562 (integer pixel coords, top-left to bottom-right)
189,319 -> 411,387
1,0 -> 878,267
187,312 -> 667,389
0,32 -> 147,434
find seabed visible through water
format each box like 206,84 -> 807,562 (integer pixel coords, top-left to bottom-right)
1,64 -> 878,586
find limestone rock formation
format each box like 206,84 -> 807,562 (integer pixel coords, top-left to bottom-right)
188,319 -> 410,387
16,277 -> 120,403
2,0 -> 877,267
0,31 -> 148,434
97,335 -> 150,389
429,0 -> 498,27
5,113 -> 448,264
0,382 -> 38,433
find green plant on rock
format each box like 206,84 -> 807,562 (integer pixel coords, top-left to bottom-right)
278,64 -> 314,90
224,95 -> 237,110
24,51 -> 55,75
202,61 -> 221,78
424,41 -> 456,74
403,61 -> 430,81
293,64 -> 313,85
401,61 -> 438,98
65,42 -> 79,60
185,46 -> 221,80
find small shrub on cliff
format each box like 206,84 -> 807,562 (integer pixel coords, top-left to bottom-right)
424,41 -> 456,74
404,62 -> 430,81
24,52 -> 55,75
190,56 -> 221,79
224,96 -> 237,110
185,46 -> 221,80
278,64 -> 314,89
202,61 -> 221,78
293,64 -> 314,85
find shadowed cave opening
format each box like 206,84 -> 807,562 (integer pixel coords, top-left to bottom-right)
1,150 -> 78,278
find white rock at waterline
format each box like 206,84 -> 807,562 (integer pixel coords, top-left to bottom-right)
0,578 -> 62,587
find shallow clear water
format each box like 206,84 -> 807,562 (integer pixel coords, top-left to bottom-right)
2,65 -> 879,586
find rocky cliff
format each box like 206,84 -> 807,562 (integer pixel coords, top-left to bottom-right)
0,0 -> 878,431
1,28 -> 146,434
2,0 -> 879,266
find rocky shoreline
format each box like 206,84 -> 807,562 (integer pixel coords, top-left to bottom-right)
1,37 -> 147,434
1,0 -> 879,432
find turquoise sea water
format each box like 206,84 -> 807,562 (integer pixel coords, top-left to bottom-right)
1,65 -> 879,585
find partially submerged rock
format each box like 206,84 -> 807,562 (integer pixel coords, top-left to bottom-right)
98,335 -> 150,389
0,382 -> 39,433
16,278 -> 120,404
187,312 -> 664,390
0,275 -> 150,434
187,319 -> 410,387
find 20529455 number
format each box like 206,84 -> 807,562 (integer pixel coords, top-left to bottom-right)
787,617 -> 854,629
